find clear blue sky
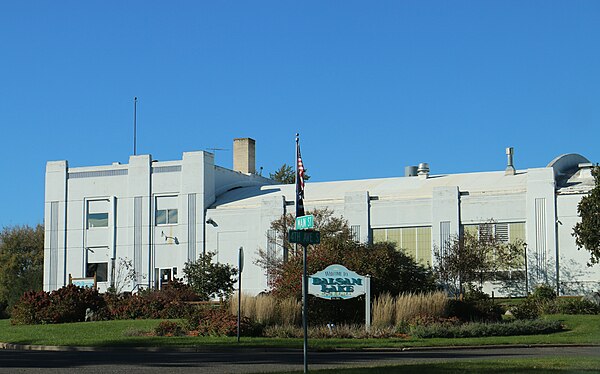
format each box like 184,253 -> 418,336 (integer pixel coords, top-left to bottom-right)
1,1 -> 599,228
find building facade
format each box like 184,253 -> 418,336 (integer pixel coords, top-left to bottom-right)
44,140 -> 600,296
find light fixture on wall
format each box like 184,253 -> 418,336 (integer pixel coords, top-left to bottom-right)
161,231 -> 179,245
206,218 -> 218,227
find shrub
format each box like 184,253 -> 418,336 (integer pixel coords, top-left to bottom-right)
410,319 -> 563,339
510,300 -> 539,319
154,320 -> 185,336
531,284 -> 557,302
10,290 -> 52,325
105,281 -> 197,320
11,285 -> 106,325
185,306 -> 255,336
446,286 -> 503,322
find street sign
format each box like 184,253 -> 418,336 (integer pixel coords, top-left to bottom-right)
288,229 -> 320,245
295,215 -> 314,230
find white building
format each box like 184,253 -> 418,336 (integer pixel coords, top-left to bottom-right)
44,139 -> 600,296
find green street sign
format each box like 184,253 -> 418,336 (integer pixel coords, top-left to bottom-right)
295,215 -> 314,230
288,229 -> 320,245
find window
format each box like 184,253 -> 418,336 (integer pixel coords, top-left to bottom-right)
86,199 -> 109,228
463,222 -> 525,244
86,262 -> 108,282
350,225 -> 361,242
156,209 -> 178,225
462,222 -> 527,280
155,196 -> 178,225
372,226 -> 432,265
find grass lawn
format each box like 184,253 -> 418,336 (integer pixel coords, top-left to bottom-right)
0,314 -> 599,349
274,357 -> 600,373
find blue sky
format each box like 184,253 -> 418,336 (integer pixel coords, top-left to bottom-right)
1,1 -> 599,228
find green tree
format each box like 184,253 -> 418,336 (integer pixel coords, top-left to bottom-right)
0,225 -> 44,317
257,211 -> 435,324
573,165 -> 600,266
183,252 -> 238,301
257,208 -> 435,298
434,223 -> 525,298
269,163 -> 310,184
255,208 -> 353,284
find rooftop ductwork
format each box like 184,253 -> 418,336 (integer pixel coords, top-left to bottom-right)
505,147 -> 516,176
405,166 -> 418,177
417,163 -> 430,178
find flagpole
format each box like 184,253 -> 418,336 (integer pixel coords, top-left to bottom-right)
296,133 -> 308,374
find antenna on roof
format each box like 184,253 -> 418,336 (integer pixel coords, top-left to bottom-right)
133,97 -> 138,156
206,148 -> 228,153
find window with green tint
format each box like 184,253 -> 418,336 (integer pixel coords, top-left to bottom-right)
372,226 -> 432,265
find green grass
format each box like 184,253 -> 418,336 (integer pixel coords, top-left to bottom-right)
0,314 -> 599,349
274,357 -> 600,373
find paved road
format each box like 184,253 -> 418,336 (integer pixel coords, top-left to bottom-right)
0,346 -> 599,373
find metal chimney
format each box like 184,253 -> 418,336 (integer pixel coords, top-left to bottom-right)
505,147 -> 515,176
417,163 -> 430,178
405,166 -> 418,177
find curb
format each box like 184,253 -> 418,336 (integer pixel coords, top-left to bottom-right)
2,341 -> 599,353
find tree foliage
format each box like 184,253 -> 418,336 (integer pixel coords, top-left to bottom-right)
573,165 -> 600,266
257,208 -> 435,298
269,163 -> 310,184
183,252 -> 238,301
0,225 -> 44,317
255,208 -> 353,286
256,209 -> 435,324
434,223 -> 525,297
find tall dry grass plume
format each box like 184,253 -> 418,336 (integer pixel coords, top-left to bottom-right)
230,293 -> 301,326
371,293 -> 395,328
371,291 -> 448,328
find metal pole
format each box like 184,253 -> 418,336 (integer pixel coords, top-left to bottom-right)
237,246 -> 244,343
237,275 -> 241,343
133,97 -> 137,156
302,243 -> 308,373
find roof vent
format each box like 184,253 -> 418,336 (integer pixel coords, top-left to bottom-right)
417,163 -> 430,178
505,147 -> 515,176
405,166 -> 418,177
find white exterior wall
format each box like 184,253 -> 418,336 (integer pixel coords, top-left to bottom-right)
45,150 -> 599,297
557,193 -> 600,295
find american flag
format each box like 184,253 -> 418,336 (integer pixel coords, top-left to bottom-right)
296,139 -> 305,218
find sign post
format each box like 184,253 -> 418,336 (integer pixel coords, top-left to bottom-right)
289,229 -> 320,374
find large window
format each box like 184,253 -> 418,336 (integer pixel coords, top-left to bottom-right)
463,222 -> 527,280
155,196 -> 178,225
86,199 -> 109,228
463,222 -> 526,244
372,226 -> 432,265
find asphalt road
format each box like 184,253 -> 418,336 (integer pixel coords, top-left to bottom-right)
0,346 -> 599,373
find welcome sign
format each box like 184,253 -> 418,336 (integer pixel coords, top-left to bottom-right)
308,264 -> 366,300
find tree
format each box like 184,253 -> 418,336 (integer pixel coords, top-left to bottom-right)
256,208 -> 435,298
183,252 -> 238,301
256,212 -> 435,324
573,165 -> 600,266
434,223 -> 525,298
269,163 -> 310,184
255,208 -> 353,285
0,225 -> 44,317
107,257 -> 146,294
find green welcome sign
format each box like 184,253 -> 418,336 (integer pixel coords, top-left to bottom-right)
308,264 -> 366,300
